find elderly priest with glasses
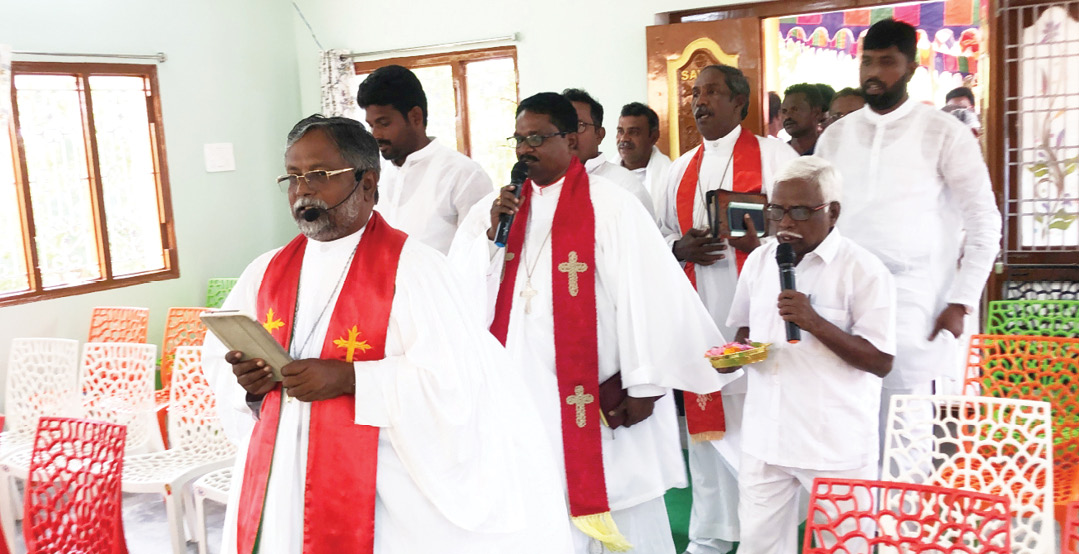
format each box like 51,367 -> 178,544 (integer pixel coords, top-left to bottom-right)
450,92 -> 741,554
203,114 -> 574,554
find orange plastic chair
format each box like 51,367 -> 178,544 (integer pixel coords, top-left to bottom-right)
22,417 -> 128,554
804,478 -> 1011,554
963,334 -> 1079,523
87,306 -> 150,343
155,308 -> 210,447
1065,500 -> 1079,554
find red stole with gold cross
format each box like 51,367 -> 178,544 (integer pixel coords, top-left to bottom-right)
237,212 -> 406,554
676,127 -> 762,443
489,158 -> 631,551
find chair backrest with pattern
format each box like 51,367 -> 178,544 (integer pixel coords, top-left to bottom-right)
882,395 -> 1054,554
1065,501 -> 1079,554
985,300 -> 1079,338
206,278 -> 238,309
87,306 -> 150,343
4,338 -> 81,435
168,347 -> 236,458
23,417 -> 127,554
160,308 -> 209,389
80,342 -> 158,452
804,478 -> 1011,554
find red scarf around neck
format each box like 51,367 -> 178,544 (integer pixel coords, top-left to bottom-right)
489,157 -> 631,551
675,127 -> 762,442
238,212 -> 406,554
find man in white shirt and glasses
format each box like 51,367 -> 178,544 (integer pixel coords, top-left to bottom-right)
815,18 -> 1001,462
723,156 -> 896,554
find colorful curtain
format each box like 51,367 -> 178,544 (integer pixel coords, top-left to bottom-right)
320,49 -> 356,117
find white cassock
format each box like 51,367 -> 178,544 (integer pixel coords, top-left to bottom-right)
584,153 -> 656,220
375,138 -> 494,254
815,100 -> 1001,455
617,145 -> 674,216
656,125 -> 798,552
204,227 -> 574,554
450,174 -> 741,554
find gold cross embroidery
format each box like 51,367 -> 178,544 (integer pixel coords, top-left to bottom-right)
262,308 -> 284,333
566,385 -> 595,428
558,251 -> 588,297
696,393 -> 712,411
332,325 -> 372,363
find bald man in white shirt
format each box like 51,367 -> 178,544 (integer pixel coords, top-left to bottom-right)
815,19 -> 1001,459
724,157 -> 896,554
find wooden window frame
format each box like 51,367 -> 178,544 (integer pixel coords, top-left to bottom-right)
353,45 -> 520,157
2,62 -> 177,307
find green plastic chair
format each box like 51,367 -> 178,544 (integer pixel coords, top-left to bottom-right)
985,299 -> 1079,338
205,278 -> 238,309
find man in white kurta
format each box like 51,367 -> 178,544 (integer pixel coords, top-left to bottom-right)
814,19 -> 1001,456
656,65 -> 798,554
725,157 -> 896,554
204,115 -> 573,554
614,102 -> 673,214
564,88 -> 656,218
358,65 -> 493,254
451,93 -> 740,554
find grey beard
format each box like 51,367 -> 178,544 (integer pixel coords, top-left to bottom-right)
292,195 -> 363,241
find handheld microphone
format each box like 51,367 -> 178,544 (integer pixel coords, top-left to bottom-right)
776,243 -> 801,344
301,177 -> 363,222
493,161 -> 530,248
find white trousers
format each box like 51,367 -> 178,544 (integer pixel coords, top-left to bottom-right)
570,495 -> 676,554
686,393 -> 744,552
738,452 -> 877,554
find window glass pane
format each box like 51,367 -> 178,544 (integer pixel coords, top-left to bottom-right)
412,65 -> 457,150
0,127 -> 30,294
465,57 -> 517,186
89,75 -> 165,276
15,74 -> 101,287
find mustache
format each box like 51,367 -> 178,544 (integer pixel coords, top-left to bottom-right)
377,140 -> 392,147
783,119 -> 796,126
292,197 -> 328,215
518,154 -> 539,163
694,107 -> 713,118
776,230 -> 804,240
617,141 -> 634,149
862,78 -> 885,91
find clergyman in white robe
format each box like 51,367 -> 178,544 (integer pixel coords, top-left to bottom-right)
204,226 -> 574,554
450,173 -> 741,554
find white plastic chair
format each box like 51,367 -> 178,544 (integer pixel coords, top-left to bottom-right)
1,338 -> 81,457
122,346 -> 237,554
882,394 -> 1054,554
0,341 -> 158,548
193,467 -> 232,554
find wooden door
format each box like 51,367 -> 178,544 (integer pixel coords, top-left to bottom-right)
646,18 -> 763,158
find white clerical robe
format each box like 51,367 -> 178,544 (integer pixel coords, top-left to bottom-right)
375,138 -> 494,254
449,173 -> 740,553
204,227 -> 574,554
815,99 -> 1002,389
617,146 -> 674,216
584,153 -> 656,220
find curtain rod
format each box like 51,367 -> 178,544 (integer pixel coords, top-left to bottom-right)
343,33 -> 517,60
12,51 -> 167,63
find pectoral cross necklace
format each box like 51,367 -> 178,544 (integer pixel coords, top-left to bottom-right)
520,224 -> 554,315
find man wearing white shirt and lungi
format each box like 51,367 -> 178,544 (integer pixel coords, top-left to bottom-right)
815,19 -> 1001,460
724,156 -> 896,554
358,65 -> 493,255
656,64 -> 798,554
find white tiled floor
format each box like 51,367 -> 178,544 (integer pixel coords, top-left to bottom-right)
11,492 -> 226,554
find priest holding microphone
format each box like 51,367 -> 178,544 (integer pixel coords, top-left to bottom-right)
722,156 -> 896,554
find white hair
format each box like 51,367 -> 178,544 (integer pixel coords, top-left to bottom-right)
772,156 -> 843,204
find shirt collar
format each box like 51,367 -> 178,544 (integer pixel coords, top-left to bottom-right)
583,153 -> 607,173
532,175 -> 565,196
702,124 -> 742,153
400,138 -> 439,167
861,98 -> 915,125
804,227 -> 842,265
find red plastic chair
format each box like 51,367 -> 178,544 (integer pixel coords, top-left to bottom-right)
155,307 -> 210,447
87,306 -> 150,344
1066,500 -> 1079,554
803,478 -> 1011,554
963,334 -> 1079,522
22,417 -> 128,554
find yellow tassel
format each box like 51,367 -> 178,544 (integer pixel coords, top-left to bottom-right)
690,431 -> 725,444
572,511 -> 634,552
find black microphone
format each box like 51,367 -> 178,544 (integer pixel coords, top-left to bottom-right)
776,243 -> 801,344
301,178 -> 362,222
493,161 -> 530,248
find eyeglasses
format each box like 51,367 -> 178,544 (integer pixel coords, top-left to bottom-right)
275,167 -> 357,191
764,203 -> 829,221
577,121 -> 600,133
506,132 -> 568,148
